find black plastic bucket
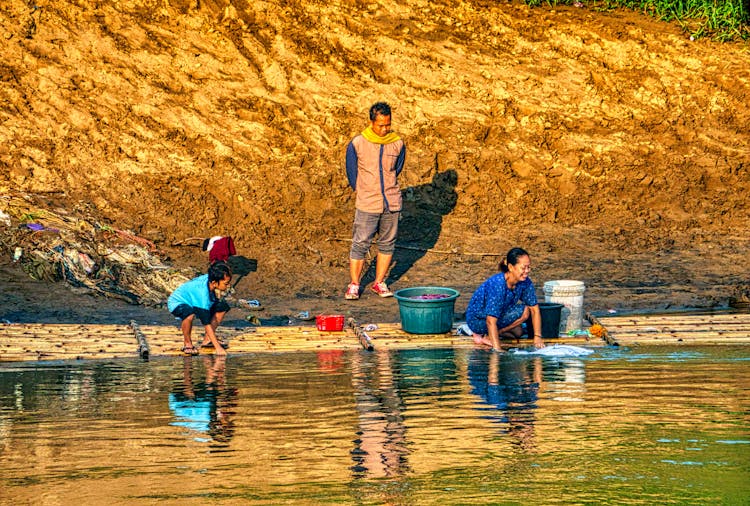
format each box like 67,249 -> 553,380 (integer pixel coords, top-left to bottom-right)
526,302 -> 565,339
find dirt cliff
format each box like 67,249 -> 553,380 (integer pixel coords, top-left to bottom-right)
1,0 -> 749,324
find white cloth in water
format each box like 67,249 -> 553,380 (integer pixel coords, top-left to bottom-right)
511,344 -> 594,357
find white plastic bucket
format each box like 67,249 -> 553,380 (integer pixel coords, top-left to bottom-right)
543,280 -> 585,333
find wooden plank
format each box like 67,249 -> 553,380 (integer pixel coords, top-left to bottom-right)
600,330 -> 750,339
600,315 -> 750,323
606,337 -> 750,345
0,323 -> 139,362
595,314 -> 750,325
605,329 -> 745,338
600,321 -> 750,331
590,311 -> 750,346
601,325 -> 750,334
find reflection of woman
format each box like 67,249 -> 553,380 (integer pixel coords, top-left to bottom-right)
465,247 -> 544,350
169,356 -> 237,443
467,350 -> 541,450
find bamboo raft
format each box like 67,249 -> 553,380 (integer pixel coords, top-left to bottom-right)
0,319 -> 594,362
2,311 -> 748,362
588,311 -> 750,346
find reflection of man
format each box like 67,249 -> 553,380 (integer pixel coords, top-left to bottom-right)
350,350 -> 409,478
344,102 -> 406,300
467,350 -> 541,450
168,356 -> 237,443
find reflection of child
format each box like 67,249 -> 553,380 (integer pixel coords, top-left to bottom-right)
169,356 -> 237,443
169,390 -> 214,434
204,356 -> 237,443
208,393 -> 237,443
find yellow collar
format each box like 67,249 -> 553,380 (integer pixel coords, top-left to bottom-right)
362,126 -> 401,144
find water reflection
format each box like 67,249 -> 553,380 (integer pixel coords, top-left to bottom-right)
316,350 -> 346,373
543,357 -> 588,402
1,346 -> 748,505
168,355 -> 237,443
350,349 -> 409,479
394,348 -> 458,394
468,350 -> 541,450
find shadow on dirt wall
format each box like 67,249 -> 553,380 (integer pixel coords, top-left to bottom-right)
360,169 -> 458,289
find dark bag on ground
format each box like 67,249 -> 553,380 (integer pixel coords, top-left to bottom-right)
227,255 -> 257,276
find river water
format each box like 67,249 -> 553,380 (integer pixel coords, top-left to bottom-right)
1,345 -> 748,505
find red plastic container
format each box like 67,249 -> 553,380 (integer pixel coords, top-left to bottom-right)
316,314 -> 345,331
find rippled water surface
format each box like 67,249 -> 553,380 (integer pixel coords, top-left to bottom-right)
1,345 -> 749,504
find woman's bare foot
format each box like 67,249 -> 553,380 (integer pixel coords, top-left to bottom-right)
472,334 -> 493,347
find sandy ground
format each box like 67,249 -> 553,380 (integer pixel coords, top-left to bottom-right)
1,0 -> 749,327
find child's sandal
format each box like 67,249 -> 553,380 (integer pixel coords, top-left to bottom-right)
181,346 -> 199,356
200,341 -> 229,349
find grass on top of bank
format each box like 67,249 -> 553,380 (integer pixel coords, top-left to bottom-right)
528,0 -> 750,41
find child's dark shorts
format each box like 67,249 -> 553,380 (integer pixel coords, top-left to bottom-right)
171,301 -> 231,325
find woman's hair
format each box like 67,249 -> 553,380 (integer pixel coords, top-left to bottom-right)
499,247 -> 529,273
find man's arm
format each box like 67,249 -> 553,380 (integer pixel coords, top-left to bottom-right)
345,142 -> 358,190
394,144 -> 406,177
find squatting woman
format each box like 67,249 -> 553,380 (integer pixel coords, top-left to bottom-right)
465,247 -> 545,350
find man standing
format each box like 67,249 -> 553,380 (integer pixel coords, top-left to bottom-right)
345,102 -> 406,300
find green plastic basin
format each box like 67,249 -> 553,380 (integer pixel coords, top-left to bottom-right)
393,286 -> 460,334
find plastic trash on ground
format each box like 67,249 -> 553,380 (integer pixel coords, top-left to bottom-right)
238,299 -> 263,310
456,323 -> 472,336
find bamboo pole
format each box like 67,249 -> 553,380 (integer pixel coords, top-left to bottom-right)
586,312 -> 617,346
130,320 -> 150,359
347,318 -> 374,351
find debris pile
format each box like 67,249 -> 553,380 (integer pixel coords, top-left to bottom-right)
0,192 -> 193,306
